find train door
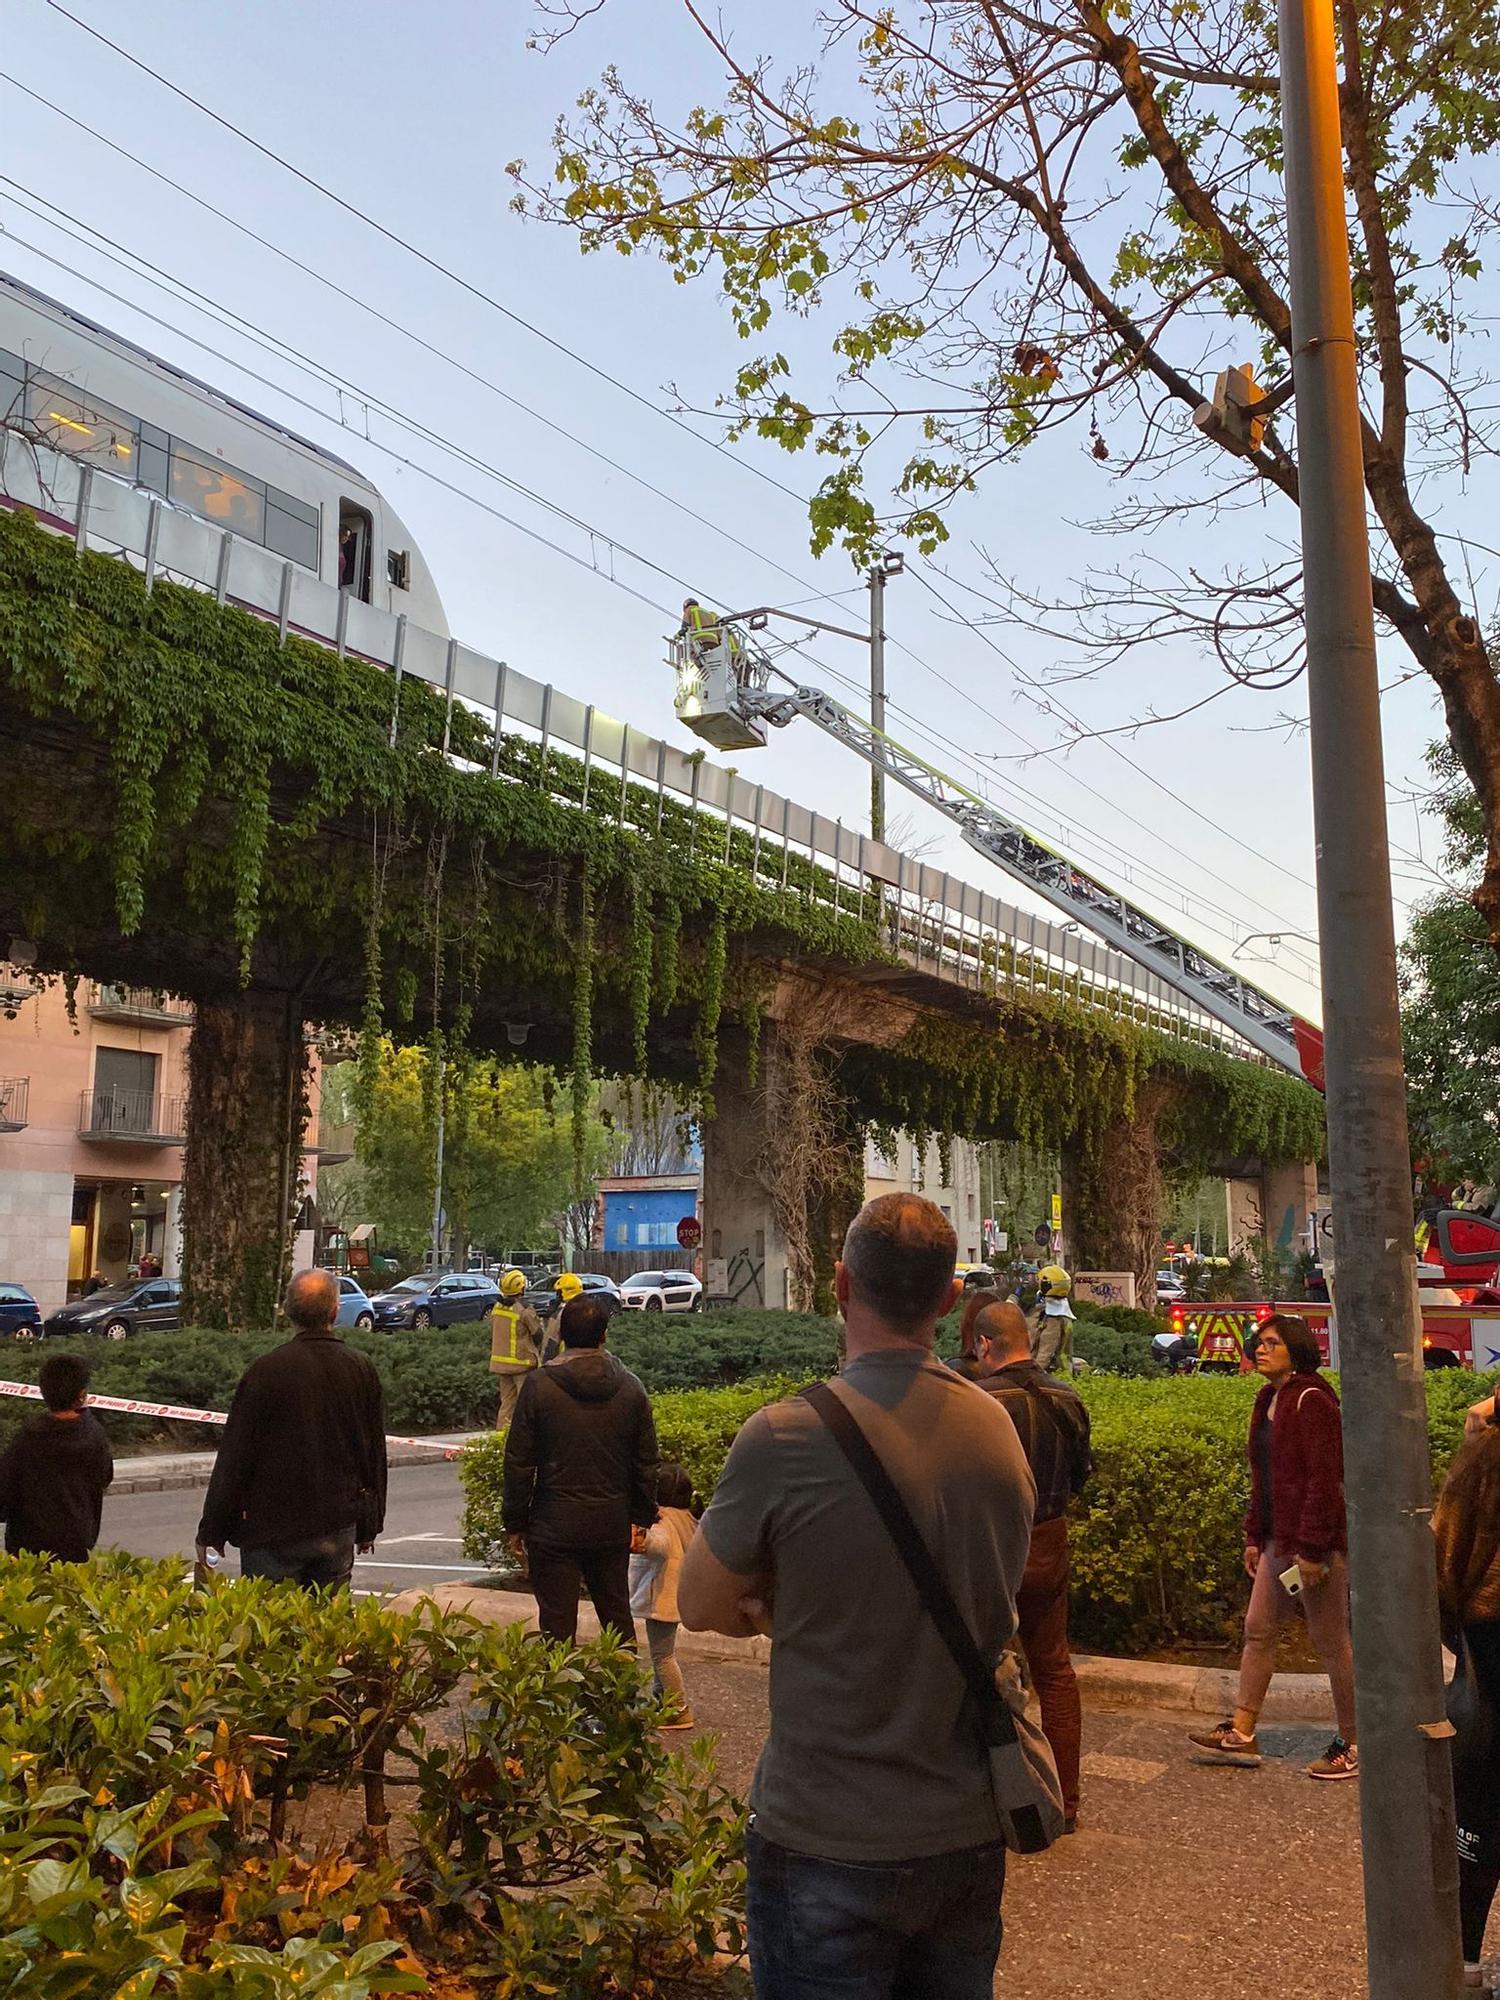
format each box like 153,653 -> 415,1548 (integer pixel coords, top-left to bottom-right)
338,501 -> 373,601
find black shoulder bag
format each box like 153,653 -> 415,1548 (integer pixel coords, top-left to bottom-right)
800,1381 -> 1065,1855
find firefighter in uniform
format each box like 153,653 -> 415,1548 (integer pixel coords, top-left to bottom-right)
680,598 -> 721,656
1031,1262 -> 1076,1373
490,1268 -> 543,1430
539,1270 -> 585,1365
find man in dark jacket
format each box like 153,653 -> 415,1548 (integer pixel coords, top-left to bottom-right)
972,1299 -> 1093,1830
502,1292 -> 659,1645
0,1351 -> 113,1561
196,1268 -> 387,1589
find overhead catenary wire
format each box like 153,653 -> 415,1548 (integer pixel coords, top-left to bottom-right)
0,60 -> 1336,969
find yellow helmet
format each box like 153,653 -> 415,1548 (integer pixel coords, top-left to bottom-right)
1038,1263 -> 1072,1300
554,1272 -> 584,1303
499,1267 -> 527,1299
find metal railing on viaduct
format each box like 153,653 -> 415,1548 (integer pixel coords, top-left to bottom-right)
1,430 -> 1263,1066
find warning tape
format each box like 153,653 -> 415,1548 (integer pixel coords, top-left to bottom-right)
0,1381 -> 471,1459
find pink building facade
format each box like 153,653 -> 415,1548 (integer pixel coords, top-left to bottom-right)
0,975 -> 192,1312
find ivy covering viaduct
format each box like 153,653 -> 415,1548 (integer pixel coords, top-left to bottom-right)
0,510 -> 1324,1324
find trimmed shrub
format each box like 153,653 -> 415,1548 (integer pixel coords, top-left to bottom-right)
0,1554 -> 744,1994
463,1364 -> 1500,1654
1070,1322 -> 1164,1378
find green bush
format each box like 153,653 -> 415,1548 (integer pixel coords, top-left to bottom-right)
464,1364 -> 1500,1654
0,1554 -> 743,1995
1074,1301 -> 1173,1339
1070,1322 -> 1164,1378
609,1309 -> 840,1390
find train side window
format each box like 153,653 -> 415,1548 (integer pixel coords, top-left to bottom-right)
24,370 -> 138,470
387,547 -> 410,591
168,440 -> 265,539
338,502 -> 372,601
265,486 -> 320,570
0,349 -> 24,425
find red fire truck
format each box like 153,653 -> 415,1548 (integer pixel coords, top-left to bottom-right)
1168,1296 -> 1500,1373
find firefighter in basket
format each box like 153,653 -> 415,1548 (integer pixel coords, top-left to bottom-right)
489,1268 -> 544,1430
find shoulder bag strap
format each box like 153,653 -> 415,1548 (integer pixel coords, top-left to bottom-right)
800,1381 -> 1014,1735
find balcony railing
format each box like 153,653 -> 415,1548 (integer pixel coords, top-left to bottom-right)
311,1119 -> 355,1166
0,1077 -> 28,1132
88,984 -> 194,1027
78,1088 -> 186,1144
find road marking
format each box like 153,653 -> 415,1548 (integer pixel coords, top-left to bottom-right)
1080,1753 -> 1167,1784
352,1559 -> 490,1574
375,1532 -> 467,1546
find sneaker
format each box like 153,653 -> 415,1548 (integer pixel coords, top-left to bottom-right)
1187,1720 -> 1262,1766
1305,1737 -> 1359,1781
658,1710 -> 696,1731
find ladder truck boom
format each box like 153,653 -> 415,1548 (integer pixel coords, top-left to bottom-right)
668,618 -> 1324,1086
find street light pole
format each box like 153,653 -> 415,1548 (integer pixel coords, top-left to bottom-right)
868,561 -> 887,842
1277,0 -> 1461,1990
429,1056 -> 446,1273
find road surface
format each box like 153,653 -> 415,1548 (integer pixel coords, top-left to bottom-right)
101,1459 -> 478,1590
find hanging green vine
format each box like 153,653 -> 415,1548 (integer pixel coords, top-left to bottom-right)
628,875 -> 652,1075
0,504 -> 1324,1176
693,909 -> 729,1117
571,870 -> 596,1194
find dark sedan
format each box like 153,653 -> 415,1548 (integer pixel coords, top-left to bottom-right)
43,1278 -> 181,1342
0,1283 -> 42,1340
367,1271 -> 499,1331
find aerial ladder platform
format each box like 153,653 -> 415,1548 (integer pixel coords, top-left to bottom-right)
668,614 -> 1325,1087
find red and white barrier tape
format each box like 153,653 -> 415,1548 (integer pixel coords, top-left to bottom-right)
0,1381 -> 471,1458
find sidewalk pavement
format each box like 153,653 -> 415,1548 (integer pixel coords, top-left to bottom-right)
399,1580 -> 1338,1724
393,1585 -> 1369,1998
110,1435 -> 474,1495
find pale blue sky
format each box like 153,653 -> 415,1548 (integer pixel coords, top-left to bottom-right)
2,0 -> 1486,1025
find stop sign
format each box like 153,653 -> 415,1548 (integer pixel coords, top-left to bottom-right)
676,1214 -> 702,1250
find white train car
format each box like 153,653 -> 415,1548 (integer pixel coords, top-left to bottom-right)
0,268 -> 448,635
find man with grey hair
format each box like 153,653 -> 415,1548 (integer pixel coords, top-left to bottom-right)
196,1268 -> 387,1588
972,1298 -> 1092,1831
679,1192 -> 1034,1999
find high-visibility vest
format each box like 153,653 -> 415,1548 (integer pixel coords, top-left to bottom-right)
489,1304 -> 539,1374
684,602 -> 720,637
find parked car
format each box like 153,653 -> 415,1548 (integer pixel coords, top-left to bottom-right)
1155,1269 -> 1188,1303
367,1270 -> 500,1331
520,1271 -> 622,1316
43,1278 -> 181,1342
618,1269 -> 703,1314
0,1283 -> 42,1340
328,1273 -> 376,1333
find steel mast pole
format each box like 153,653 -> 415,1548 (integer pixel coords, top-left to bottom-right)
868,561 -> 887,842
1277,0 -> 1460,1989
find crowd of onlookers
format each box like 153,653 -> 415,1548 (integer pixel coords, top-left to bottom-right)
7,1213 -> 1500,1993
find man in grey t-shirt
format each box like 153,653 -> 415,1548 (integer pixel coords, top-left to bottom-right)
679,1193 -> 1035,1999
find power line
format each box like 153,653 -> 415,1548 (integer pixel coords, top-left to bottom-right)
0,57 -> 1330,963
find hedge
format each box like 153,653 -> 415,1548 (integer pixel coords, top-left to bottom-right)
0,1311 -> 845,1453
0,1554 -> 743,1994
462,1366 -> 1497,1654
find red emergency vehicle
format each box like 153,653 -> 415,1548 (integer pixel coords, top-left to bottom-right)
1168,1297 -> 1500,1372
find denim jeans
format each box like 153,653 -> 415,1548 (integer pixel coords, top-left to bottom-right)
240,1528 -> 356,1589
745,1824 -> 1005,2000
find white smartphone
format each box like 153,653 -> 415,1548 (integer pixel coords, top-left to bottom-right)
1279,1560 -> 1304,1597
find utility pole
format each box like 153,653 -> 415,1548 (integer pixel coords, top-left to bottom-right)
429,1056 -> 446,1273
868,560 -> 887,842
1278,0 -> 1461,1990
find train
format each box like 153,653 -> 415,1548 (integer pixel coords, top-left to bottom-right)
0,267 -> 448,634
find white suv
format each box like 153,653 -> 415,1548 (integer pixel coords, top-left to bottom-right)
619,1270 -> 703,1313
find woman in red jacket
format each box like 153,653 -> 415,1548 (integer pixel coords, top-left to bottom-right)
1188,1313 -> 1358,1780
